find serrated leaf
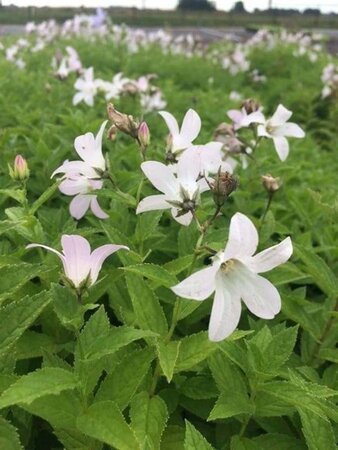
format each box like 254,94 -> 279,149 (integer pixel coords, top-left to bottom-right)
298,408 -> 336,450
184,420 -> 214,450
175,332 -> 217,372
0,290 -> 51,357
122,263 -> 177,287
0,368 -> 78,409
0,417 -> 24,450
161,425 -> 185,450
253,432 -> 307,450
156,340 -> 181,382
180,375 -> 218,400
130,391 -> 168,450
95,347 -> 154,409
208,391 -> 253,421
77,400 -> 140,450
125,273 -> 168,335
295,245 -> 338,298
318,347 -> 338,363
231,436 -> 260,450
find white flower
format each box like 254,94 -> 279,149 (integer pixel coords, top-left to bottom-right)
227,107 -> 265,130
159,109 -> 201,154
73,67 -> 98,106
172,212 -> 293,341
27,234 -> 128,288
141,91 -> 167,113
136,152 -> 208,226
257,104 -> 305,161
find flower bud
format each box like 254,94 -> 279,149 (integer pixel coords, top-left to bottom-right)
107,124 -> 118,141
138,122 -> 150,150
107,103 -> 139,139
241,99 -> 260,114
213,122 -> 235,139
210,170 -> 238,207
261,174 -> 281,193
9,155 -> 29,181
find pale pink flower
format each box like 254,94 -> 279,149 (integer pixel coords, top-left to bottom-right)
227,107 -> 265,130
159,109 -> 201,154
26,235 -> 128,288
172,213 -> 293,341
257,104 -> 305,161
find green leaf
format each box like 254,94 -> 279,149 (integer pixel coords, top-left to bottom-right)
298,408 -> 336,450
54,428 -> 101,450
156,340 -> 181,382
161,425 -> 185,450
295,245 -> 338,298
125,273 -> 168,335
15,330 -> 61,360
318,347 -> 338,363
175,332 -> 217,372
184,420 -> 214,450
52,283 -> 86,331
122,263 -> 177,287
253,433 -> 307,450
29,181 -> 60,214
208,391 -> 253,421
231,436 -> 260,450
0,188 -> 26,204
130,391 -> 168,450
77,400 -> 140,450
0,290 -> 51,357
95,347 -> 154,409
180,375 -> 218,400
83,326 -> 156,361
0,368 -> 78,409
0,417 -> 24,450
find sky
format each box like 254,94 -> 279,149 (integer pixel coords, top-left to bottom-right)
2,0 -> 338,14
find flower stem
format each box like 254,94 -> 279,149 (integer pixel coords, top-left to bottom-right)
261,192 -> 274,224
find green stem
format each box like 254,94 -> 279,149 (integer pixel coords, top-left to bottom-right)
261,192 -> 274,224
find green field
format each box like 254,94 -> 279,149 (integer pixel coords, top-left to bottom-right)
0,18 -> 337,450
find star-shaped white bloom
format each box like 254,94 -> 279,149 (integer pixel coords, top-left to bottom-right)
159,109 -> 201,154
172,212 -> 293,341
73,67 -> 98,107
257,104 -> 305,161
27,235 -> 128,288
136,152 -> 208,226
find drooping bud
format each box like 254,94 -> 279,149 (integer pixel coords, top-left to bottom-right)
261,174 -> 281,193
210,170 -> 238,207
214,122 -> 235,140
9,155 -> 30,181
107,103 -> 139,139
138,121 -> 150,152
241,99 -> 260,114
107,124 -> 118,141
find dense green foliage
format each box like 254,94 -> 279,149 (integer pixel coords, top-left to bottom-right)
0,29 -> 337,450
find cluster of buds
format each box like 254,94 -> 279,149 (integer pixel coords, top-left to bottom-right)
261,174 -> 281,194
107,103 -> 150,158
213,123 -> 243,155
8,155 -> 30,181
209,169 -> 238,207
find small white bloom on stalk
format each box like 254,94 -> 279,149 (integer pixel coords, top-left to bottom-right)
159,109 -> 201,155
52,121 -> 108,220
257,104 -> 305,161
136,152 -> 208,226
26,235 -> 128,290
172,213 -> 293,341
227,106 -> 265,130
73,67 -> 98,106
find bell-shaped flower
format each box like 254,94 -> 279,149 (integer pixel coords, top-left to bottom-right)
257,104 -> 305,161
73,67 -> 98,106
159,109 -> 201,154
172,212 -> 292,341
26,235 -> 128,288
59,174 -> 108,220
52,120 -> 107,178
227,107 -> 265,130
136,152 -> 208,226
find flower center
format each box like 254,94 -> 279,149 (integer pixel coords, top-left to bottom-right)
220,259 -> 235,273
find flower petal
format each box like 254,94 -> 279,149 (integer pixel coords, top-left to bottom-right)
269,104 -> 293,127
274,123 -> 305,138
59,176 -> 90,196
272,136 -> 289,161
69,194 -> 91,220
171,264 -> 218,300
158,111 -> 179,136
208,271 -> 242,342
233,263 -> 281,319
247,237 -> 293,273
241,111 -> 265,127
51,161 -> 98,178
61,234 -> 92,287
171,209 -> 193,226
26,243 -> 64,263
224,212 -> 258,260
136,194 -> 170,214
176,149 -> 200,185
74,121 -> 107,171
141,161 -> 178,196
89,244 -> 129,285
90,196 -> 109,219
180,108 -> 201,143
